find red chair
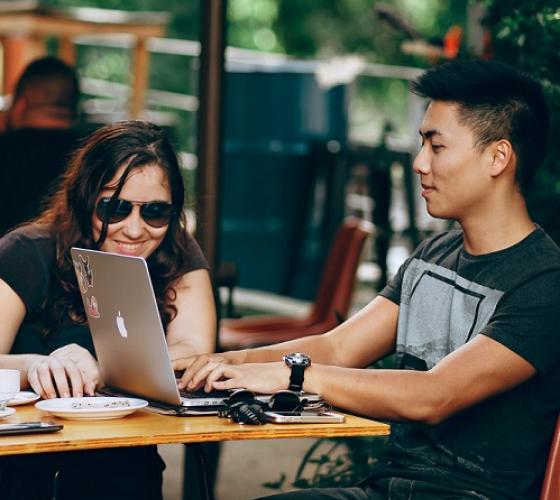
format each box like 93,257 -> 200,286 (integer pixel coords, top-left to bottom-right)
219,217 -> 373,349
541,415 -> 560,500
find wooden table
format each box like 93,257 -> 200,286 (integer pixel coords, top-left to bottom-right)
0,405 -> 389,500
0,405 -> 390,457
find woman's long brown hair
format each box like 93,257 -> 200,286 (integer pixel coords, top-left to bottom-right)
37,120 -> 194,334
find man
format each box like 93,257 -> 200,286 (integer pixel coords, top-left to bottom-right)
0,56 -> 82,235
176,59 -> 560,499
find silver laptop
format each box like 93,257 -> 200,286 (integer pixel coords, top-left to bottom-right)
70,247 -> 320,411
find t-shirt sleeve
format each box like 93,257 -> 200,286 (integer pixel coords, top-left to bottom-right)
379,256 -> 408,304
0,228 -> 53,314
481,269 -> 560,375
183,233 -> 210,273
379,237 -> 434,305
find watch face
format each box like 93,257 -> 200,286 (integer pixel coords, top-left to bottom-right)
284,352 -> 311,367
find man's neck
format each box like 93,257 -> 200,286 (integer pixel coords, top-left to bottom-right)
16,106 -> 74,130
17,116 -> 74,130
459,192 -> 535,255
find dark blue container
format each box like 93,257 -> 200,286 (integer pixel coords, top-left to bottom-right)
220,60 -> 347,297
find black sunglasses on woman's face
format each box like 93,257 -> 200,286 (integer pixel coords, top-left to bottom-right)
95,198 -> 174,228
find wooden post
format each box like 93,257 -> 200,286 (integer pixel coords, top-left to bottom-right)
58,37 -> 76,65
2,36 -> 44,95
195,0 -> 227,270
130,37 -> 149,119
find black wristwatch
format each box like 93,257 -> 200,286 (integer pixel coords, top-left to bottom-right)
283,352 -> 311,392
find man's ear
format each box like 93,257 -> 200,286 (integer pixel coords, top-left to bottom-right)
489,139 -> 514,178
6,96 -> 27,130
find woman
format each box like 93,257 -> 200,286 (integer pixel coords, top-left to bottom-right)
0,121 -> 216,499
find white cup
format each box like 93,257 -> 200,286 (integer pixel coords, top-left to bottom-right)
0,369 -> 20,408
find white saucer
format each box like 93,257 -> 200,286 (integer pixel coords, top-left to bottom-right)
8,391 -> 40,406
0,407 -> 16,419
35,397 -> 148,421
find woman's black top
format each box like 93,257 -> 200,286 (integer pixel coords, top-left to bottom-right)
0,223 -> 208,357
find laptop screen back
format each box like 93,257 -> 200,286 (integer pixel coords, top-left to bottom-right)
71,247 -> 182,406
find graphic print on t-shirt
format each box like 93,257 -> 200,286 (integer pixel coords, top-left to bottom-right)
396,259 -> 504,369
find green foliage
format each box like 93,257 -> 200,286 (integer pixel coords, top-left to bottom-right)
483,1 -> 560,243
227,0 -> 466,63
79,48 -> 128,84
351,77 -> 410,143
264,436 -> 389,492
228,0 -> 280,51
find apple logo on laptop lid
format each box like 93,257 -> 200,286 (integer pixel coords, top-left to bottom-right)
116,311 -> 128,338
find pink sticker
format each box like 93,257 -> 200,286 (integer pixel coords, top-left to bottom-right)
88,295 -> 100,319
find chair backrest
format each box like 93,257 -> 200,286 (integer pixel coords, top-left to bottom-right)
541,415 -> 560,500
310,217 -> 373,324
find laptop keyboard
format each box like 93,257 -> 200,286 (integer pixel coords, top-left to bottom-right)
178,388 -> 231,399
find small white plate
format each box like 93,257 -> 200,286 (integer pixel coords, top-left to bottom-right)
0,407 -> 16,419
7,391 -> 40,406
35,397 -> 148,421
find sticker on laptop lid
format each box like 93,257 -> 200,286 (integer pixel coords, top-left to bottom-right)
87,295 -> 100,319
73,257 -> 88,294
73,254 -> 94,294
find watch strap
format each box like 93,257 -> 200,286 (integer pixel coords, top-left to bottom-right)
288,364 -> 305,392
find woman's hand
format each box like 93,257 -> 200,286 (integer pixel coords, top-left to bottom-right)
203,362 -> 290,394
27,344 -> 100,399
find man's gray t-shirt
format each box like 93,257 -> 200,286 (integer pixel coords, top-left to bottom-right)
377,227 -> 560,499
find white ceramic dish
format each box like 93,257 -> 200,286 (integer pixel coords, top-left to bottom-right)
8,391 -> 40,406
35,397 -> 148,421
0,407 -> 16,419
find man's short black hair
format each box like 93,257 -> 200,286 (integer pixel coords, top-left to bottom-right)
13,56 -> 80,117
411,59 -> 549,193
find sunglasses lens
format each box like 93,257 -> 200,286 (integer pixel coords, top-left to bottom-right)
95,198 -> 131,224
140,202 -> 174,228
227,389 -> 255,405
269,390 -> 301,412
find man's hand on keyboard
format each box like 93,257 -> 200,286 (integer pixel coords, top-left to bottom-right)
173,352 -> 243,392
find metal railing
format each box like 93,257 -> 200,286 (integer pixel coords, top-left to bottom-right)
74,34 -> 425,155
